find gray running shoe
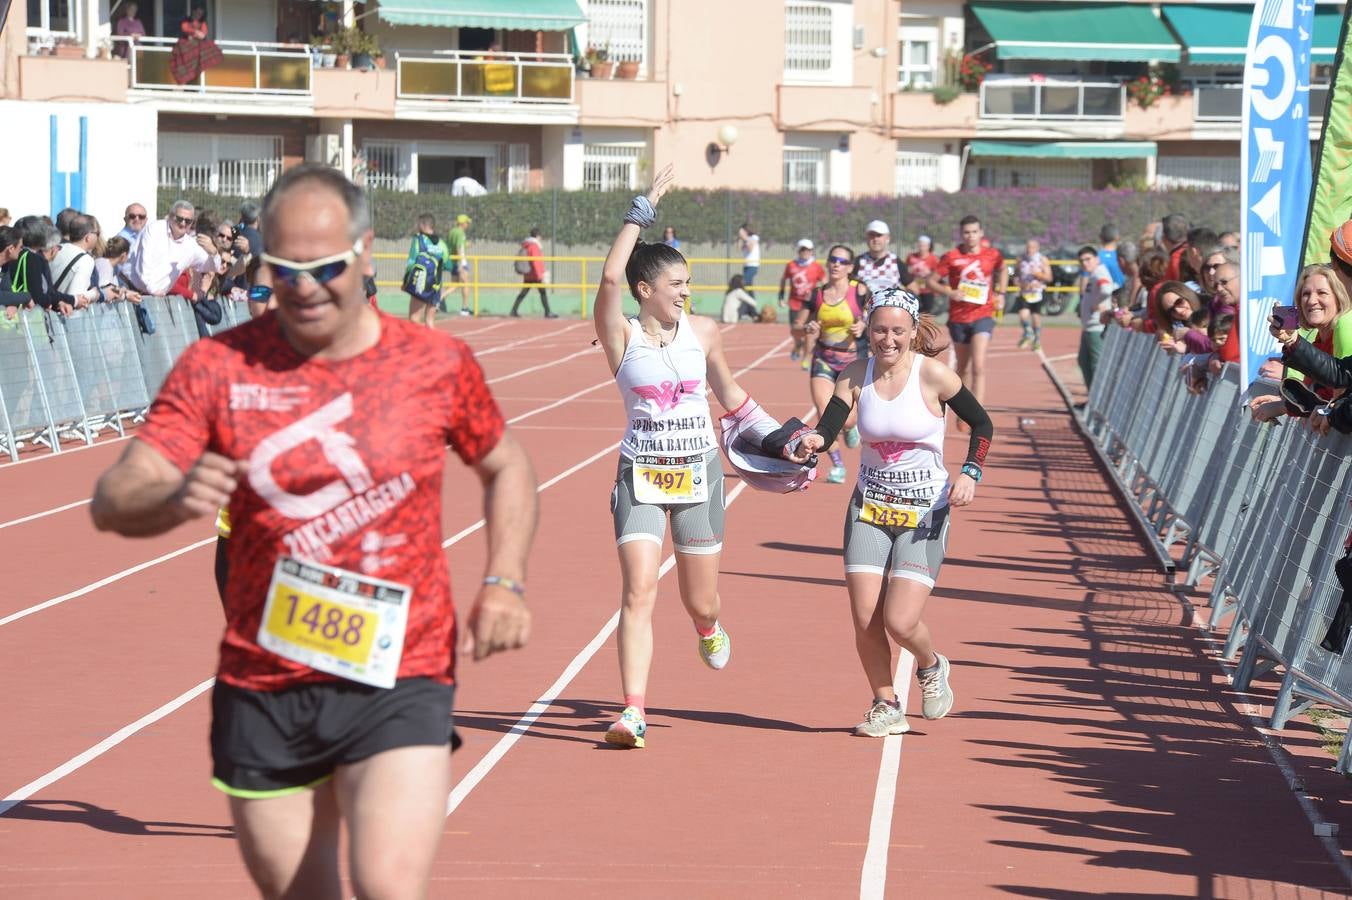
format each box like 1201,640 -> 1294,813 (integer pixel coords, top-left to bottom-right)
918,653 -> 954,720
854,699 -> 910,737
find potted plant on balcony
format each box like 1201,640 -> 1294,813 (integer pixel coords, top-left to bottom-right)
53,38 -> 86,59
616,56 -> 640,79
309,34 -> 337,68
350,29 -> 380,71
957,51 -> 991,92
586,45 -> 612,80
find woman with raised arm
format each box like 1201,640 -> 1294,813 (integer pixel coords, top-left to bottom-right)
799,288 -> 993,737
593,165 -> 760,748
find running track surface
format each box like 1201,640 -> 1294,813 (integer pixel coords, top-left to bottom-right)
3,320 -> 1351,898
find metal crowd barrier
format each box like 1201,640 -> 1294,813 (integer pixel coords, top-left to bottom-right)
0,296 -> 250,462
1079,325 -> 1352,772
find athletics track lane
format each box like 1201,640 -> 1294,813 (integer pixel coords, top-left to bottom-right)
3,322 -> 1351,896
0,321 -> 787,895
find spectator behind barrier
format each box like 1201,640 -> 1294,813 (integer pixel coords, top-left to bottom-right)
96,236 -> 140,304
0,225 -> 30,317
52,214 -> 102,297
1182,227 -> 1218,293
1152,280 -> 1202,352
125,200 -> 220,297
55,207 -> 80,242
1251,266 -> 1352,428
1210,262 -> 1243,367
1122,247 -> 1168,332
4,218 -> 94,315
1199,245 -> 1239,299
1161,213 -> 1190,280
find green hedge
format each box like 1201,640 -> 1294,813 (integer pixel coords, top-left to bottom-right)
160,186 -> 1240,252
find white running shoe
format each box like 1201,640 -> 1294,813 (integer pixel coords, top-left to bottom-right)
459,308 -> 472,316
605,705 -> 647,748
854,699 -> 910,737
918,653 -> 954,720
698,622 -> 732,670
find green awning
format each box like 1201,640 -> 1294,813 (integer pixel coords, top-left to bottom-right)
375,0 -> 586,30
968,140 -> 1157,160
1162,4 -> 1346,65
970,2 -> 1181,62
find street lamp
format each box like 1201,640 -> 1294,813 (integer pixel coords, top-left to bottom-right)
705,125 -> 739,168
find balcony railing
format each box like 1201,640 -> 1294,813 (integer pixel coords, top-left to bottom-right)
979,78 -> 1124,120
114,36 -> 311,95
1192,82 -> 1329,121
395,50 -> 573,105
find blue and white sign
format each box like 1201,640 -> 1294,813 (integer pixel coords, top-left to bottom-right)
1240,0 -> 1314,386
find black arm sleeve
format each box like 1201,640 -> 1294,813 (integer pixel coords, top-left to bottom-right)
945,386 -> 993,468
813,395 -> 852,448
1283,336 -> 1352,391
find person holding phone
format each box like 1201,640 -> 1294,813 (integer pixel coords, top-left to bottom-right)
1251,265 -> 1352,428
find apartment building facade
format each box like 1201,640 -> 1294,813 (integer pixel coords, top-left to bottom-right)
0,0 -> 1340,229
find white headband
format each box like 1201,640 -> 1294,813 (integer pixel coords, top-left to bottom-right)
868,287 -> 920,322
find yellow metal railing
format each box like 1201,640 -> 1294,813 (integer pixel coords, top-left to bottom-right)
370,253 -> 1085,317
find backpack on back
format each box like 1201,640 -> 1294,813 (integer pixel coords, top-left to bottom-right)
513,242 -> 532,276
402,234 -> 443,302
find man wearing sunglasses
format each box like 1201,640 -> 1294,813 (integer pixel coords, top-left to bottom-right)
125,199 -> 221,297
115,203 -> 149,283
91,163 -> 537,899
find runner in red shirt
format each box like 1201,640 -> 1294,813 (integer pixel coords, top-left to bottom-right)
90,164 -> 538,899
779,238 -> 826,363
928,215 -> 1007,409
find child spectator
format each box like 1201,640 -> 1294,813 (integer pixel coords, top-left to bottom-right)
1180,308 -> 1212,355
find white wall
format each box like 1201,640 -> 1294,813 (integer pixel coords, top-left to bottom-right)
0,101 -> 158,228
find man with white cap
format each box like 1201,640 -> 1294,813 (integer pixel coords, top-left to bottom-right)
779,238 -> 826,363
854,220 -> 903,296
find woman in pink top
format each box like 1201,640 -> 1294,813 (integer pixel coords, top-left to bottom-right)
113,2 -> 146,58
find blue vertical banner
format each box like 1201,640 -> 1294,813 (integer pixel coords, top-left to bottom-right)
48,113 -> 88,218
1240,0 -> 1315,386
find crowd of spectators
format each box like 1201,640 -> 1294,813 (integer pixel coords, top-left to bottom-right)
0,199 -> 264,337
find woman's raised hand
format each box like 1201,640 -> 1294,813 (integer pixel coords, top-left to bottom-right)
797,432 -> 825,456
646,164 -> 676,207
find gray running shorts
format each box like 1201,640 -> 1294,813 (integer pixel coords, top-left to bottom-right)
843,489 -> 950,587
611,447 -> 725,555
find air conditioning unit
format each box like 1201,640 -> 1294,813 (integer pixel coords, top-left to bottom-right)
305,133 -> 342,168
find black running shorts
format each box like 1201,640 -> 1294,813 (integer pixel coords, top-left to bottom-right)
210,677 -> 456,798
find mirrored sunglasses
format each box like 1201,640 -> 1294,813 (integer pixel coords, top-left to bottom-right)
262,240 -> 364,287
827,256 -> 852,265
248,284 -> 273,302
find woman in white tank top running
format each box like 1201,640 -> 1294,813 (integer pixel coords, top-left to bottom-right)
801,288 -> 993,738
593,166 -> 800,748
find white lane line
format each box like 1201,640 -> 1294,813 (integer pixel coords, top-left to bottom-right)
487,346 -> 599,386
0,677 -> 216,817
860,651 -> 916,900
446,321 -> 510,338
0,433 -> 133,469
0,438 -> 629,819
0,535 -> 217,628
442,342 -> 798,821
446,478 -> 750,817
0,498 -> 92,531
0,336 -> 791,833
475,322 -> 587,356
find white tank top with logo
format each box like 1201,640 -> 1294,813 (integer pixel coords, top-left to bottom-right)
615,313 -> 716,461
856,355 -> 950,512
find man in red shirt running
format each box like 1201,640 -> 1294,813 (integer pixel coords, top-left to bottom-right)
928,215 -> 1007,407
779,238 -> 826,362
90,164 -> 538,899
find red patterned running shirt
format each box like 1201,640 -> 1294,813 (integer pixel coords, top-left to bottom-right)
936,245 -> 1005,324
137,313 -> 505,691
